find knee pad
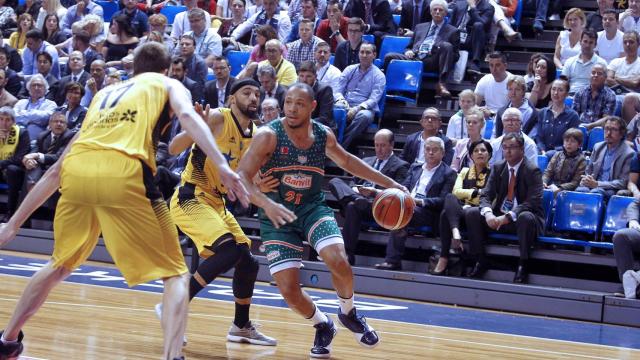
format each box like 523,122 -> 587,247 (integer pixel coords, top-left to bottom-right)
196,238 -> 241,285
232,245 -> 259,299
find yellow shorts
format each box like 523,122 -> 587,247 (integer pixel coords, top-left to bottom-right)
170,183 -> 250,259
52,149 -> 188,286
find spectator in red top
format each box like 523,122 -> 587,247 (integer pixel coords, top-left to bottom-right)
315,0 -> 348,52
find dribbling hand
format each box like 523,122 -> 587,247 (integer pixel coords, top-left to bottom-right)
0,222 -> 18,249
264,202 -> 297,229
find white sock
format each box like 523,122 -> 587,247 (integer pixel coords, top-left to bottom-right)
307,305 -> 329,325
338,294 -> 354,314
0,333 -> 17,345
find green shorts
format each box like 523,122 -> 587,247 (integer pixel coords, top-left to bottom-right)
260,204 -> 343,274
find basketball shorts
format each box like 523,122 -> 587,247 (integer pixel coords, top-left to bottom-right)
52,149 -> 188,287
260,203 -> 343,275
170,183 -> 250,258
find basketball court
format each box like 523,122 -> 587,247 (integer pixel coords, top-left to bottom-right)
1,250 -> 639,359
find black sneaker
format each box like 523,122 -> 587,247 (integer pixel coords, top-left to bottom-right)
337,308 -> 380,348
310,317 -> 337,359
0,330 -> 24,360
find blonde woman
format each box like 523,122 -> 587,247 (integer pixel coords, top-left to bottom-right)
554,8 -> 586,69
81,14 -> 105,50
36,0 -> 67,30
9,13 -> 34,52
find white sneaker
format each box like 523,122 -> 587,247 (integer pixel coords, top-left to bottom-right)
549,14 -> 560,21
622,270 -> 640,299
227,321 -> 277,346
154,303 -> 188,346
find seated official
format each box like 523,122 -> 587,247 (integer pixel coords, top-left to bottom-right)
433,139 -> 492,276
576,116 -> 635,201
489,107 -> 538,166
533,78 -> 580,155
374,136 -> 457,271
466,132 -> 544,283
0,107 -> 30,222
542,128 -> 587,194
203,56 -> 236,109
257,63 -> 287,117
400,107 -> 454,166
297,61 -> 335,130
572,63 -> 617,130
446,89 -> 477,142
57,81 -> 87,131
451,108 -> 485,172
22,111 -> 73,190
48,50 -> 89,106
13,73 -> 57,139
612,200 -> 640,299
328,129 -> 409,265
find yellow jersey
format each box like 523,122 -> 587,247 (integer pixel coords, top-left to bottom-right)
181,108 -> 256,196
69,72 -> 172,173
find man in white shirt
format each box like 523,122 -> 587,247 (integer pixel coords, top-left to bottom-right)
231,0 -> 292,45
490,107 -> 538,165
562,29 -> 608,94
170,0 -> 211,42
607,31 -> 640,92
474,52 -> 512,114
179,8 -> 222,60
314,41 -> 341,98
596,9 -> 624,63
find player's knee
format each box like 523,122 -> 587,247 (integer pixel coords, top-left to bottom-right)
279,283 -> 304,304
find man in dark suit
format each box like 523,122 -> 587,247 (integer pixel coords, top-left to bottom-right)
334,17 -> 365,71
328,129 -> 409,264
298,61 -> 335,130
0,38 -> 22,73
257,63 -> 287,115
48,51 -> 90,106
400,107 -> 454,165
375,136 -> 456,270
383,0 -> 459,97
170,56 -> 204,104
465,132 -> 544,283
18,52 -> 58,100
72,31 -> 102,74
343,0 -> 396,40
398,0 -> 431,33
450,0 -> 494,73
0,47 -> 21,97
203,56 -> 236,109
22,111 -> 74,189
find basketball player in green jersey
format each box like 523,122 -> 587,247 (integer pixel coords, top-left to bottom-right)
236,83 -> 407,358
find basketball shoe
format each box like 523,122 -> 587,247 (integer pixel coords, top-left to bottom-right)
154,303 -> 188,346
310,316 -> 337,358
0,330 -> 24,360
227,321 -> 277,346
337,308 -> 380,348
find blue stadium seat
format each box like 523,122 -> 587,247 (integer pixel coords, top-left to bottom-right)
227,50 -> 250,77
95,0 -> 119,23
578,125 -> 588,150
378,36 -> 411,62
0,183 -> 8,191
483,119 -> 494,139
552,191 -> 604,238
206,73 -> 215,81
512,0 -> 523,28
537,154 -> 549,171
385,60 -> 422,105
393,14 -> 401,26
564,96 -> 573,107
334,108 -> 347,143
329,55 -> 335,65
160,5 -> 187,25
586,127 -> 604,152
602,195 -> 634,237
362,34 -> 375,44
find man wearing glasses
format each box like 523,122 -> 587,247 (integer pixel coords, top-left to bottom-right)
333,17 -> 364,71
400,107 -> 454,166
489,107 -> 537,165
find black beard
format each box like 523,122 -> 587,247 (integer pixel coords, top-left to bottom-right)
238,104 -> 257,119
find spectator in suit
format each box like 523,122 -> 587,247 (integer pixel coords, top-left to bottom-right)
181,8 -> 222,60
18,51 -> 58,99
474,51 -> 512,114
169,56 -> 204,104
113,0 -> 149,38
315,0 -> 349,52
606,30 -> 640,92
0,48 -> 22,97
70,30 -> 102,74
383,0 -> 459,97
398,0 -> 431,34
14,74 -> 57,139
0,69 -> 17,107
57,81 -> 86,131
433,139 -> 492,275
80,59 -> 106,107
286,18 -> 323,70
576,116 -> 635,201
22,29 -> 60,79
0,38 -> 22,73
613,199 -> 640,298
543,128 -> 586,195
257,63 -> 287,115
178,34 -> 207,88
0,107 -> 30,222
451,107 -> 485,172
490,108 -> 538,165
449,0 -> 494,73
22,111 -> 73,190
562,29 -> 608,94
494,76 -> 539,138
231,0 -> 292,45
343,0 -> 397,40
259,97 -> 280,125
400,107 -> 454,165
466,132 -> 544,283
328,129 -> 409,264
314,41 -> 342,98
333,17 -> 364,71
287,0 -> 322,43
572,63 -> 616,129
204,56 -> 236,109
297,61 -> 335,130
534,78 -> 580,155
61,0 -> 104,37
374,136 -> 457,270
335,42 -> 385,149
49,51 -> 89,106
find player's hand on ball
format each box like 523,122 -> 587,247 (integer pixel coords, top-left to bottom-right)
389,182 -> 409,194
265,203 -> 297,228
0,222 -> 18,248
218,165 -> 250,207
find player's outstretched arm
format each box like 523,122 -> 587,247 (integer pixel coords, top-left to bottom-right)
325,128 -> 408,192
0,132 -> 80,248
166,77 -> 249,206
236,127 -> 297,228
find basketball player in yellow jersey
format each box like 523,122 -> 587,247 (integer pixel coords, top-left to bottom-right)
0,42 -> 249,360
160,79 -> 277,346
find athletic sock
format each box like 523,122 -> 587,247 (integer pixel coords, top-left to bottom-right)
338,294 -> 354,314
0,334 -> 17,345
234,303 -> 251,328
306,305 -> 329,325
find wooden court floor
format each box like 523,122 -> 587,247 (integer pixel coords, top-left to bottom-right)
0,253 -> 639,359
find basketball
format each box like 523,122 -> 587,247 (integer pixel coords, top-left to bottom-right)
372,188 -> 415,230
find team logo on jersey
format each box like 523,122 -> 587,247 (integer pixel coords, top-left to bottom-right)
282,173 -> 312,190
298,155 -> 307,164
120,109 -> 137,123
280,146 -> 289,154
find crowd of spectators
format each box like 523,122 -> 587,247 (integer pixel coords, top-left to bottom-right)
0,0 -> 639,296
